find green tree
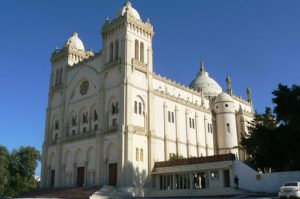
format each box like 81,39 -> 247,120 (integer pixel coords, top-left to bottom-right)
272,84 -> 300,128
272,84 -> 300,170
5,146 -> 41,197
0,145 -> 10,197
242,84 -> 300,172
169,153 -> 184,161
241,107 -> 281,172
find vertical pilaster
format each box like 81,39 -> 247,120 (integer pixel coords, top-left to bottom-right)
163,102 -> 168,160
185,110 -> 190,157
195,112 -> 199,157
204,115 -> 208,156
175,106 -> 179,155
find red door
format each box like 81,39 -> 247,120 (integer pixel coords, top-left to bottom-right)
50,170 -> 55,188
77,167 -> 85,187
108,163 -> 117,186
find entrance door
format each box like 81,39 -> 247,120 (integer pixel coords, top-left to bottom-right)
77,167 -> 85,187
50,170 -> 55,188
223,170 -> 230,187
108,163 -> 117,186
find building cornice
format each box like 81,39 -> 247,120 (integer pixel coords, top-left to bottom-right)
153,89 -> 210,113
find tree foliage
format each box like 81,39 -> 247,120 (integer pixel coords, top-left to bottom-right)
0,146 -> 9,196
0,145 -> 40,197
169,153 -> 184,161
241,84 -> 300,172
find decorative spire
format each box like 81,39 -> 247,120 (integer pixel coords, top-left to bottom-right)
200,58 -> 205,73
125,0 -> 131,10
226,74 -> 233,96
246,88 -> 252,103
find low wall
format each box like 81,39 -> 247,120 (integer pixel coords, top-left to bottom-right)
234,160 -> 300,193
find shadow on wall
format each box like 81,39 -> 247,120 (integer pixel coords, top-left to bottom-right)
123,162 -> 150,197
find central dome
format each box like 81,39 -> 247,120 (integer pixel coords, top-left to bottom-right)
190,61 -> 222,97
64,32 -> 85,51
116,1 -> 141,20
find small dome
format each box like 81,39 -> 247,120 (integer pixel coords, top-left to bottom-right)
64,32 -> 85,51
215,92 -> 234,103
116,1 -> 141,20
190,61 -> 222,97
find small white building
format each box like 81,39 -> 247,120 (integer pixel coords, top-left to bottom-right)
40,1 -> 254,193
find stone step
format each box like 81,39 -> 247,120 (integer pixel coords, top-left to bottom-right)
17,187 -> 100,199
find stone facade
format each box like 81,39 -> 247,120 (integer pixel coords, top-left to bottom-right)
40,2 -> 254,190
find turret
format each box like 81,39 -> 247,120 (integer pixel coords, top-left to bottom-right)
213,92 -> 239,156
49,32 -> 93,92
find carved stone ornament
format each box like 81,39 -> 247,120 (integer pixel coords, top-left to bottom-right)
80,80 -> 89,95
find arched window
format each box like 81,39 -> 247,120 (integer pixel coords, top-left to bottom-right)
114,40 -> 119,60
140,148 -> 143,162
55,69 -> 59,86
226,123 -> 230,133
134,101 -> 137,114
112,102 -> 119,115
140,42 -> 144,62
135,39 -> 139,60
109,42 -> 114,62
172,112 -> 175,123
59,68 -> 62,84
94,109 -> 98,121
138,102 -> 142,115
136,147 -> 139,161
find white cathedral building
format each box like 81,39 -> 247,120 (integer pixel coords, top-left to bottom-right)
41,2 -> 254,193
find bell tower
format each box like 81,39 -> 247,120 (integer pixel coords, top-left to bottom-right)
101,1 -> 154,72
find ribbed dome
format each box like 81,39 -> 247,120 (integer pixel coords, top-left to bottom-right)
64,32 -> 85,51
190,61 -> 222,97
215,92 -> 233,103
116,1 -> 141,20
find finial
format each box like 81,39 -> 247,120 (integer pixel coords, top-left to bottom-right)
72,32 -> 78,37
226,74 -> 231,83
106,16 -> 110,23
125,0 -> 131,10
146,18 -> 151,23
226,74 -> 233,95
200,58 -> 205,71
246,88 -> 252,103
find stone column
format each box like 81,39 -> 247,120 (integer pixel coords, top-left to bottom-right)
73,162 -> 77,187
84,161 -> 88,186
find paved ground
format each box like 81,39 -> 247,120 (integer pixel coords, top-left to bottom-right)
136,193 -> 278,199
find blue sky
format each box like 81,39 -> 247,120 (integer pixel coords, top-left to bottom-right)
0,0 -> 299,175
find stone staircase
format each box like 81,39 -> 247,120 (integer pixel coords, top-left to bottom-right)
90,186 -> 131,199
17,187 -> 100,199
